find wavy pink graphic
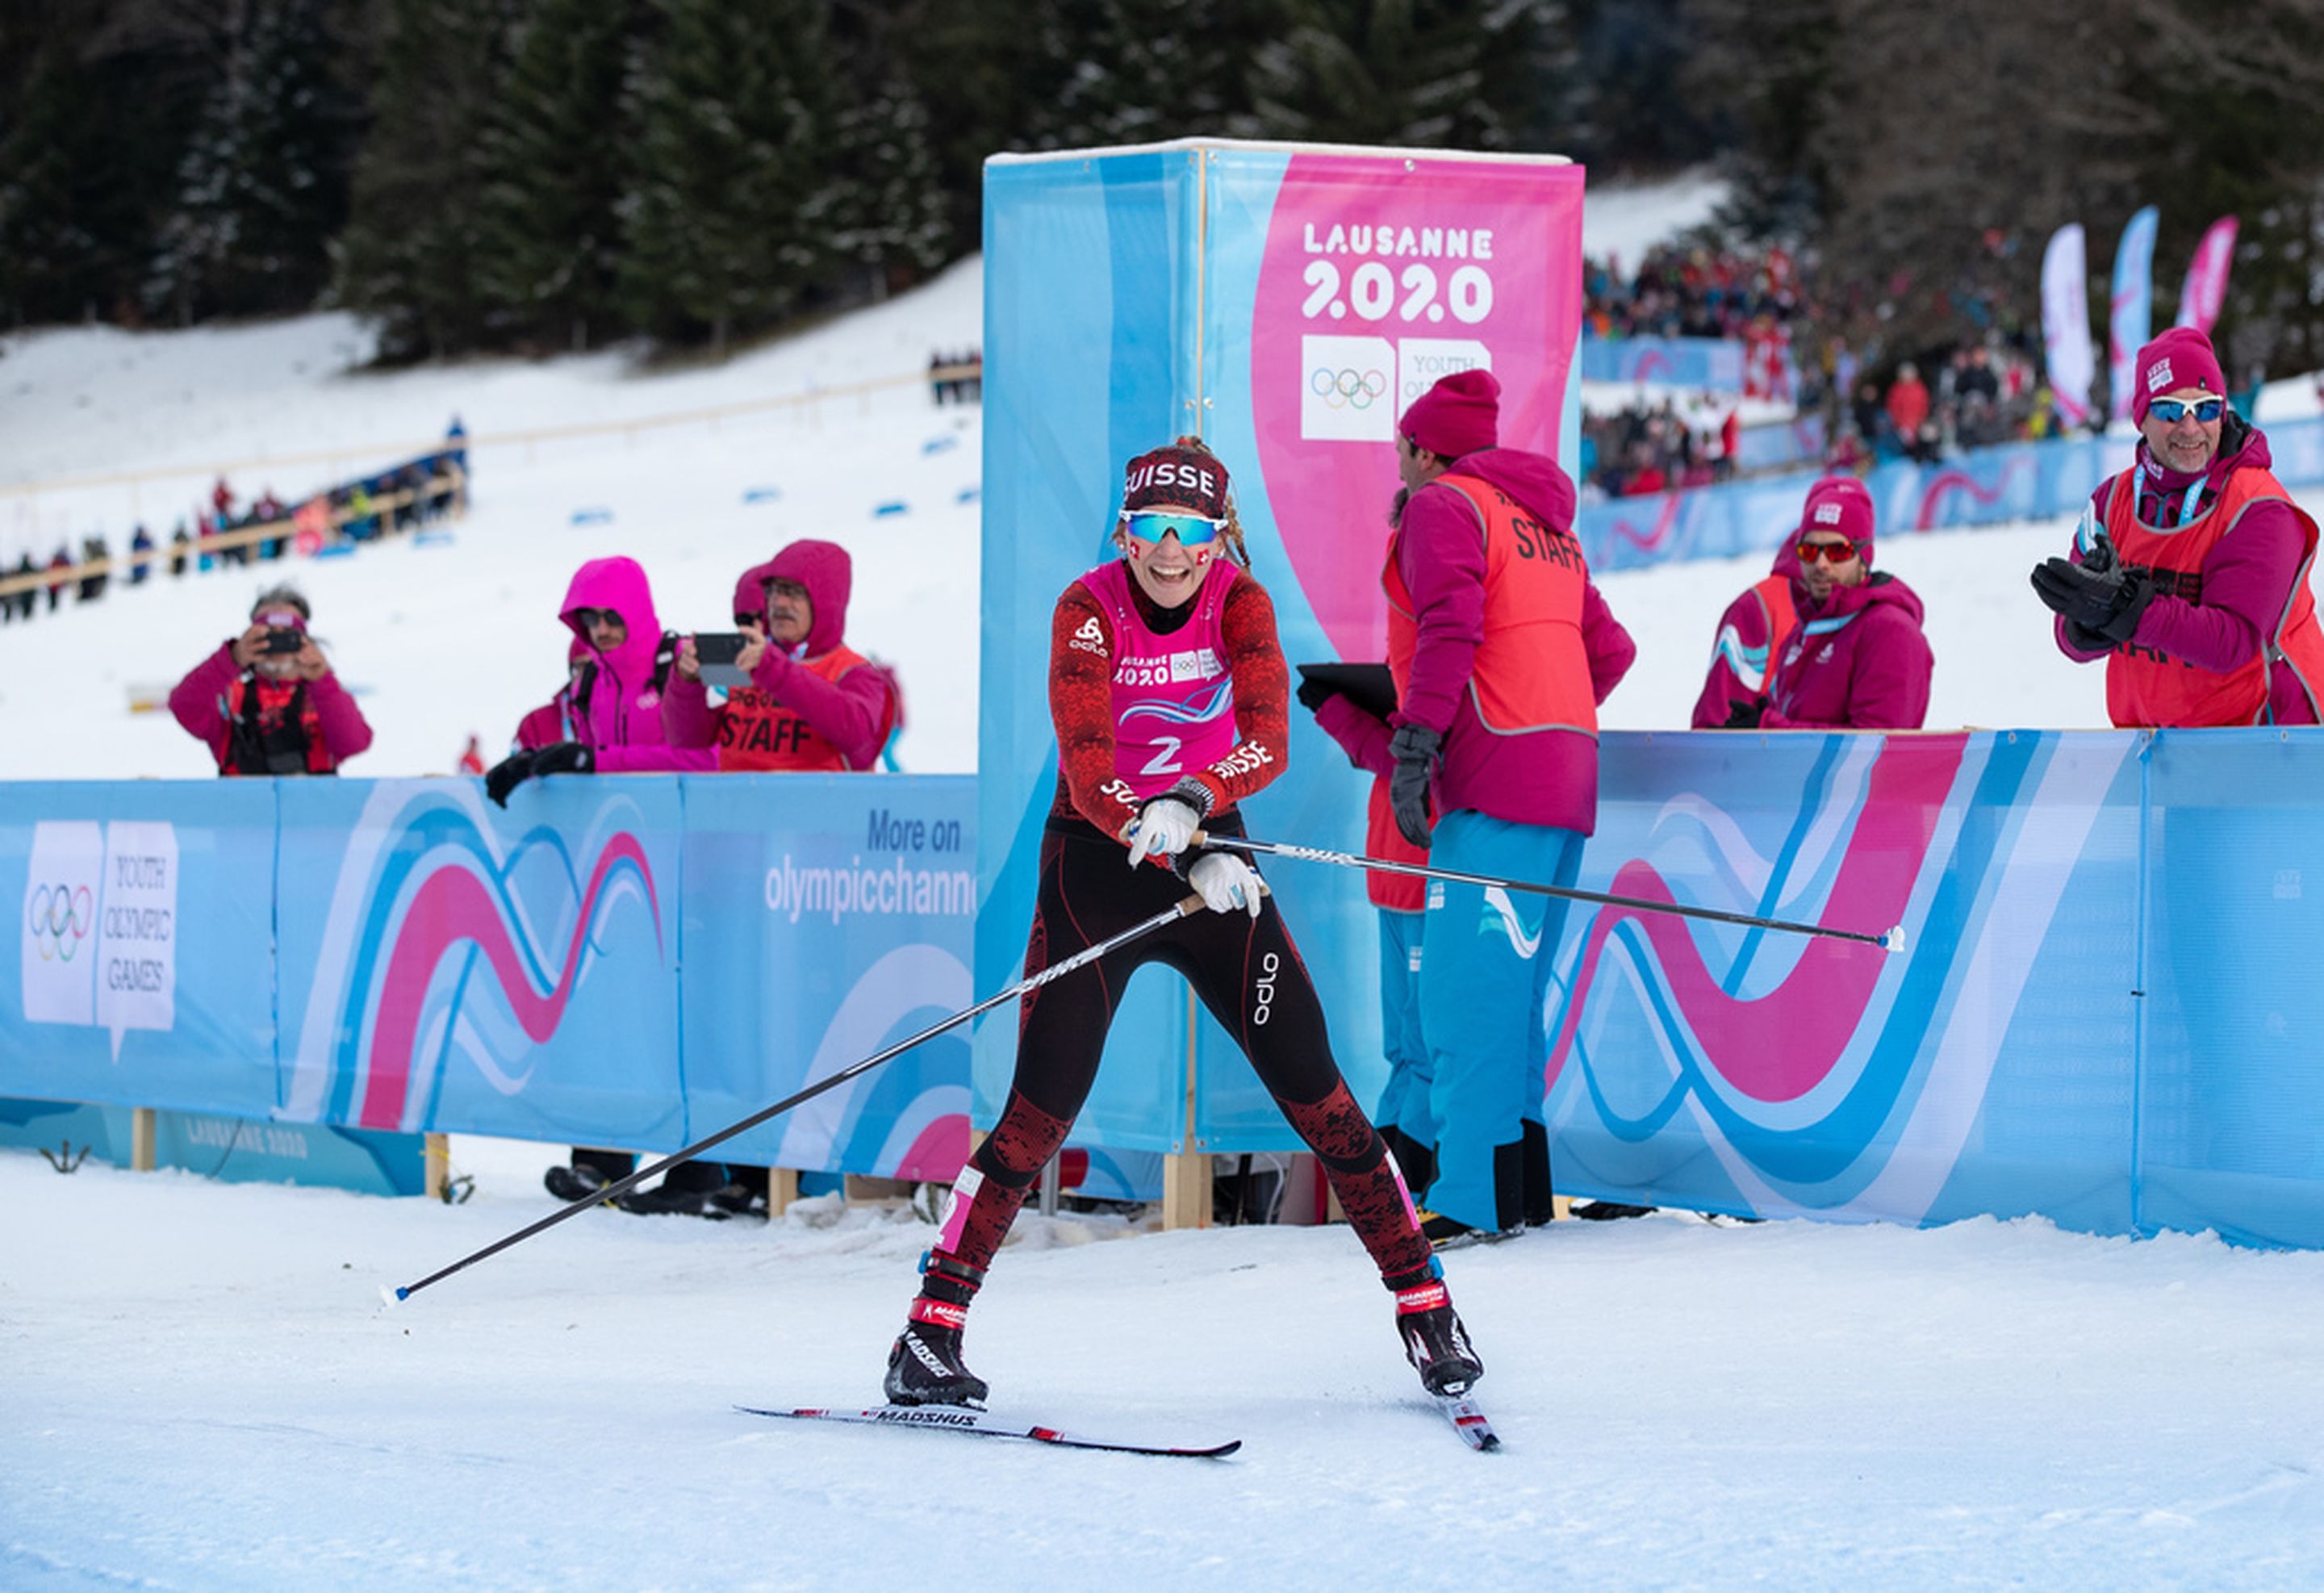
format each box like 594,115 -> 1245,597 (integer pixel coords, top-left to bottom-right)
1547,736 -> 1966,1103
1631,349 -> 1674,384
1611,491 -> 1685,554
894,1113 -> 970,1183
1914,456 -> 2029,529
358,834 -> 658,1129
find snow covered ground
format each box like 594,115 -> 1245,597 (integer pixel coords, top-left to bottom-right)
12,179 -> 2324,1586
11,1142 -> 2324,1587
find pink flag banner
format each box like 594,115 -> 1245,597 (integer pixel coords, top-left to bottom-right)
2175,215 -> 2238,334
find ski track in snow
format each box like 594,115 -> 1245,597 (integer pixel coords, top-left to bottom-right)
9,185 -> 2324,1585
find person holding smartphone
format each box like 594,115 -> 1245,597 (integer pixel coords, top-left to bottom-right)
662,538 -> 901,771
168,585 -> 371,776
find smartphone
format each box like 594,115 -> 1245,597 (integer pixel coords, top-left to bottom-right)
264,629 -> 305,654
693,631 -> 753,688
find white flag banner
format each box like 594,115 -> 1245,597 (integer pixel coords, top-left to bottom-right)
2042,224 -> 2095,429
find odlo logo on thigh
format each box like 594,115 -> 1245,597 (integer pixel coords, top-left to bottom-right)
1253,951 -> 1280,1025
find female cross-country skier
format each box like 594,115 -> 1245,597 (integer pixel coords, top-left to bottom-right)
884,437 -> 1482,1408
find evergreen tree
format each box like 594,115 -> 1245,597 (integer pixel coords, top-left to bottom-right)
148,0 -> 356,324
1252,0 -> 1554,151
335,0 -> 518,360
618,0 -> 840,352
821,0 -> 948,296
474,0 -> 640,352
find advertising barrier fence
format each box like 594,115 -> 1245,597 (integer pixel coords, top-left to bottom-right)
6,775 -> 989,1190
1578,412 -> 2324,576
7,734 -> 2324,1247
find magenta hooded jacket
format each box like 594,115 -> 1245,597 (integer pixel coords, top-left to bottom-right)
2053,421 -> 2318,725
557,557 -> 714,772
662,538 -> 900,770
1762,571 -> 1932,730
1388,446 -> 1636,834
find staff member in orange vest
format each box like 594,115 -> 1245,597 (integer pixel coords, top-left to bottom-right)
1691,540 -> 1802,728
663,538 -> 903,769
1386,370 -> 1635,1245
2032,326 -> 2324,725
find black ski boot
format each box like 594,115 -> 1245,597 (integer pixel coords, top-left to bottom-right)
885,1254 -> 989,1408
1394,1277 -> 1484,1397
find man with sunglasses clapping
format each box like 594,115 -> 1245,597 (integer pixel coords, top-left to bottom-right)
1724,475 -> 1932,731
2031,326 -> 2324,726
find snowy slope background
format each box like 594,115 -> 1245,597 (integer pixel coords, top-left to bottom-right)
7,179 -> 2324,1588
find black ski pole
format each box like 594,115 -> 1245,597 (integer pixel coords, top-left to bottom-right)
1197,833 -> 1905,954
388,891 -> 1212,1304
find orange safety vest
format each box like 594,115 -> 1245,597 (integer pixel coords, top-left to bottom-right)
1748,573 -> 1798,691
716,645 -> 884,771
1383,472 -> 1599,741
2100,464 -> 2324,727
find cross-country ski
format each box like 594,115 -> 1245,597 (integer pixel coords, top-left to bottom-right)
736,1403 -> 1242,1459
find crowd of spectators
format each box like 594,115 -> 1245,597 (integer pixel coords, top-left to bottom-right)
0,428 -> 466,627
1583,242 -> 1808,343
1578,393 -> 1743,500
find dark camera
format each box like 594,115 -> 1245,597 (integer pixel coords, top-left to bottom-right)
264,629 -> 305,654
693,631 -> 752,688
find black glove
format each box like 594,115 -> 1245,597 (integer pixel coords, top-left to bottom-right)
2075,529 -> 2117,575
1722,697 -> 1766,729
1386,723 -> 1441,849
532,741 -> 595,776
2030,557 -> 2151,646
1294,675 -> 1342,714
483,748 -> 538,807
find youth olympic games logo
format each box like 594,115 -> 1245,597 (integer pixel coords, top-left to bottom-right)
27,884 -> 93,962
1310,363 -> 1388,410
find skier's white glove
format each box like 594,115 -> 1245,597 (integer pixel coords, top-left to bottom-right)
1189,851 -> 1264,918
1126,795 -> 1202,868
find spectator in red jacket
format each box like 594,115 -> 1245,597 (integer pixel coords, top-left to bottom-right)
168,586 -> 373,775
1885,362 -> 1931,441
1723,478 -> 1933,730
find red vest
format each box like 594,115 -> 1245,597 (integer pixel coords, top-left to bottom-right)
2100,464 -> 2324,727
1749,573 -> 1799,688
1383,472 -> 1598,740
716,645 -> 884,771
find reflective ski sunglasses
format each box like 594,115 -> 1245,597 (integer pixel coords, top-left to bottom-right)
1121,510 -> 1223,546
1794,538 -> 1862,565
2147,396 -> 2225,424
572,607 -> 625,629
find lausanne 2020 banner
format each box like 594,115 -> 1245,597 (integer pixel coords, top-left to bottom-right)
978,139 -> 1586,1154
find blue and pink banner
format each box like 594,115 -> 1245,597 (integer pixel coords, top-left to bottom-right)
980,140 -> 1586,1150
1578,336 -> 1746,391
3,776 -> 978,1183
2109,206 -> 2162,423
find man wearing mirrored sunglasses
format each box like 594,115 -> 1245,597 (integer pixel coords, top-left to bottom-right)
1724,476 -> 1932,731
2030,325 -> 2324,726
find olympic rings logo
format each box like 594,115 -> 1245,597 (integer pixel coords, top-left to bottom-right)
27,883 -> 94,963
1309,366 -> 1387,410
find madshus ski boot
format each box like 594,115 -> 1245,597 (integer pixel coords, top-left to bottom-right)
1395,1275 -> 1499,1451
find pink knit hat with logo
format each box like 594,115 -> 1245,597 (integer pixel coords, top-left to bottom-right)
1797,476 -> 1877,564
2132,327 -> 2226,424
1399,370 -> 1500,460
